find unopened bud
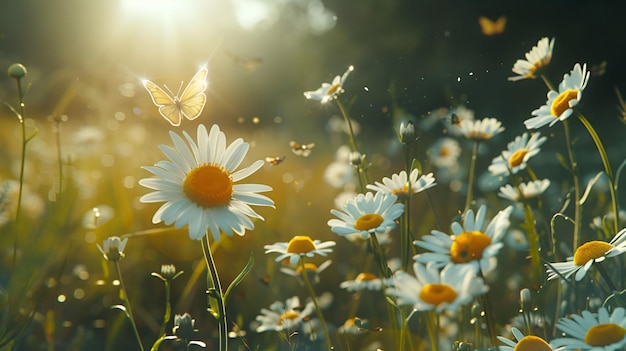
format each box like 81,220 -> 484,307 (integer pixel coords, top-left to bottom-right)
8,63 -> 27,79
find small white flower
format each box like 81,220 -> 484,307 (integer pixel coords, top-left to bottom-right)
340,272 -> 385,292
255,296 -> 316,333
304,66 -> 354,103
279,260 -> 333,285
488,132 -> 547,176
458,117 -> 505,141
264,235 -> 336,265
443,105 -> 475,136
386,262 -> 488,313
525,63 -> 590,129
328,192 -> 404,238
97,236 -> 129,261
428,137 -> 462,169
508,37 -> 555,82
546,227 -> 626,281
366,169 -> 436,201
497,327 -> 559,351
498,179 -> 551,201
552,307 -> 626,351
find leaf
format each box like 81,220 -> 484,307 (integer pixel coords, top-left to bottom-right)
224,253 -> 254,306
149,335 -> 166,351
579,171 -> 605,205
556,153 -> 570,172
411,158 -> 422,174
111,304 -> 130,319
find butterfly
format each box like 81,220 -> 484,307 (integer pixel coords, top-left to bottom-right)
289,141 -> 315,157
478,16 -> 507,36
142,67 -> 208,126
265,156 -> 286,165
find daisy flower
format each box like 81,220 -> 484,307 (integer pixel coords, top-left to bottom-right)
458,117 -> 505,141
497,327 -> 559,351
525,63 -> 590,129
386,262 -> 488,313
304,65 -> 354,103
546,227 -> 626,281
139,124 -> 274,241
498,179 -> 551,202
340,272 -> 385,292
265,236 -> 336,265
280,260 -> 333,285
508,37 -> 555,82
428,137 -> 462,169
97,236 -> 128,262
443,105 -> 475,136
414,205 -> 513,273
551,307 -> 626,351
328,192 -> 404,239
366,169 -> 437,201
488,132 -> 547,176
255,296 -> 316,333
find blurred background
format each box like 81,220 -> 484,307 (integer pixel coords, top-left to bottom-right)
1,0 -> 625,350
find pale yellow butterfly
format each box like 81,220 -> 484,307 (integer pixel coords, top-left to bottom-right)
142,67 -> 208,126
478,16 -> 506,36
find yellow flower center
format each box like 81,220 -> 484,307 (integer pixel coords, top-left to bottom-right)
279,310 -> 300,325
391,185 -> 409,196
585,323 -> 626,346
296,263 -> 319,273
355,272 -> 377,281
573,240 -> 613,266
550,89 -> 578,117
513,335 -> 552,351
509,149 -> 529,168
286,236 -> 316,254
183,164 -> 233,208
450,231 -> 492,263
440,147 -> 449,157
326,83 -> 340,96
419,283 -> 458,306
354,214 -> 384,231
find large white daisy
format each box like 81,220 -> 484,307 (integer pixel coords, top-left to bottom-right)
552,307 -> 626,351
386,262 -> 488,313
366,168 -> 437,201
488,132 -> 547,176
546,227 -> 626,281
414,205 -> 513,273
525,63 -> 590,130
508,37 -> 555,82
327,192 -> 404,238
304,65 -> 354,104
139,124 -> 274,241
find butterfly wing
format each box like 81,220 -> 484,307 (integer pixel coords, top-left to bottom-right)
179,67 -> 208,120
143,80 -> 182,126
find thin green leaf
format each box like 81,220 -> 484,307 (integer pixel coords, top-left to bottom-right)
224,253 -> 254,306
579,171 -> 605,205
410,158 -> 422,174
615,157 -> 626,192
111,304 -> 130,319
149,335 -> 166,351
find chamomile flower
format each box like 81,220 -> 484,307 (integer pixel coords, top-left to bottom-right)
139,124 -> 274,241
414,205 -> 513,274
366,169 -> 437,201
255,296 -> 316,333
97,236 -> 128,262
546,227 -> 626,281
488,132 -> 547,176
386,262 -> 488,313
264,236 -> 336,265
497,327 -> 559,351
498,179 -> 551,202
525,63 -> 590,130
304,65 -> 354,103
340,272 -> 385,292
508,37 -> 555,82
459,117 -> 505,141
328,192 -> 404,239
444,105 -> 475,136
428,137 -> 462,169
551,307 -> 626,351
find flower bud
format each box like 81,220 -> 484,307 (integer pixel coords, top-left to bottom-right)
519,288 -> 532,312
399,121 -> 416,144
173,313 -> 197,340
8,63 -> 27,79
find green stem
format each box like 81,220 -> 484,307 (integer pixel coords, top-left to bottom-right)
159,281 -> 171,338
113,261 -> 145,351
336,99 -> 359,153
300,259 -> 333,350
596,263 -> 619,293
202,234 -> 227,351
576,111 -> 619,235
54,118 -> 64,200
401,146 -> 412,272
563,120 -> 582,249
13,77 -> 27,270
424,310 -> 439,351
477,271 -> 498,350
464,141 -> 480,212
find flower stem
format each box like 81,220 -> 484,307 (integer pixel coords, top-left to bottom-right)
300,259 -> 333,350
424,310 -> 439,351
595,263 -> 619,293
113,261 -> 145,351
562,120 -> 582,249
202,234 -> 228,351
159,280 -> 171,338
336,99 -> 359,153
464,141 -> 480,212
576,111 -> 619,235
401,146 -> 412,272
12,77 -> 28,270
